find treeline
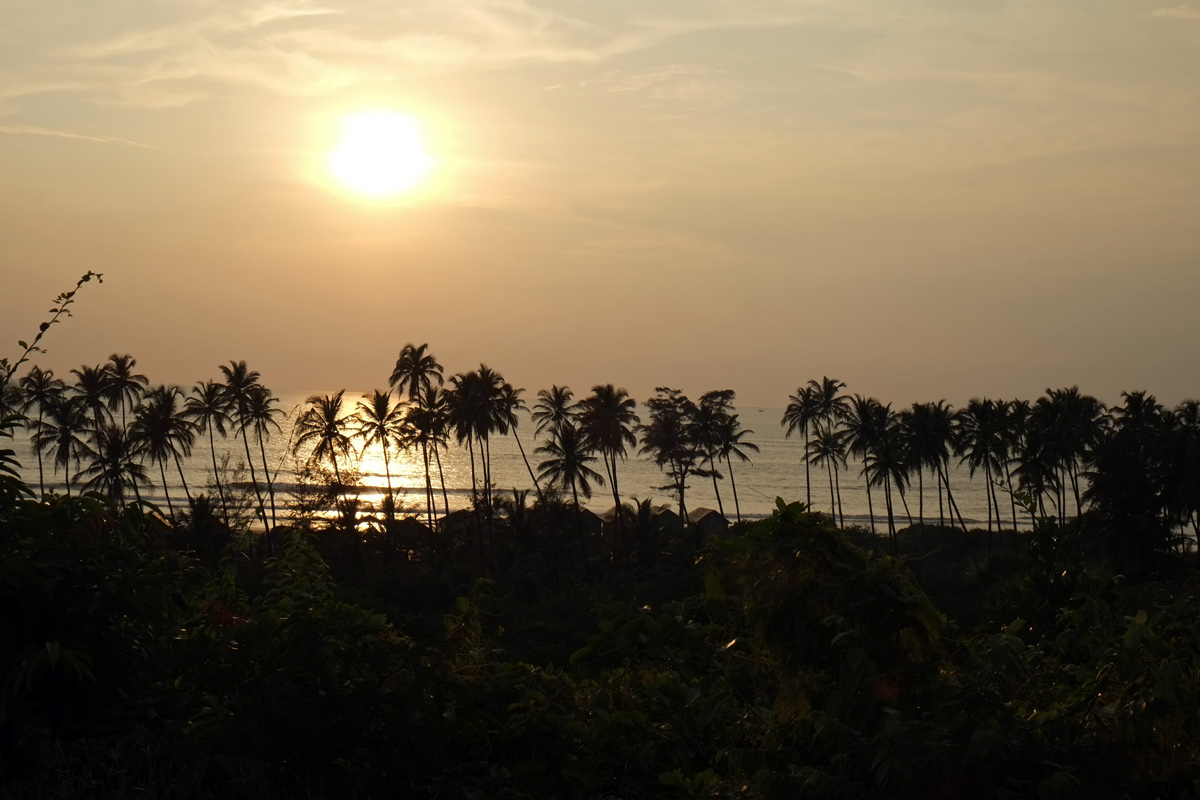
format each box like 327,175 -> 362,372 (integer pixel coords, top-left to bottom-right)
781,378 -> 1200,567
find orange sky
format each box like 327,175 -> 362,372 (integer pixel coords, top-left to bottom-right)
2,1 -> 1198,408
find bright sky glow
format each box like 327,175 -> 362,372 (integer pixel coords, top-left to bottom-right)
326,111 -> 433,198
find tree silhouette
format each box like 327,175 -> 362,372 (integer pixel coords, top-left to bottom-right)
18,366 -> 64,497
497,382 -> 543,504
533,385 -> 576,435
105,353 -> 147,436
390,343 -> 444,521
32,393 -> 89,497
808,424 -> 847,526
639,387 -> 700,529
782,385 -> 816,506
71,364 -> 112,434
293,390 -> 355,516
351,389 -> 409,520
218,361 -> 269,529
132,385 -> 197,524
579,384 -> 640,561
77,423 -> 146,505
536,419 -> 602,581
185,380 -> 234,526
843,394 -> 887,533
717,412 -> 758,523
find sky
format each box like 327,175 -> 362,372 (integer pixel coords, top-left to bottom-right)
2,0 -> 1198,409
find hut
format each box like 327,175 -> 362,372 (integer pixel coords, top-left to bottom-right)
687,507 -> 729,538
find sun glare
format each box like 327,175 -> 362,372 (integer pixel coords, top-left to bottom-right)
327,111 -> 434,199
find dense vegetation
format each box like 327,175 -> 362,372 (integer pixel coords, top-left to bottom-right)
3,276 -> 1200,798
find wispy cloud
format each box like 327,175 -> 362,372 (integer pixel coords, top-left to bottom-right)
0,123 -> 156,148
1152,4 -> 1200,19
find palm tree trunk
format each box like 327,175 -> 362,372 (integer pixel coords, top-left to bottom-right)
726,455 -> 742,524
512,429 -> 544,504
158,458 -> 176,524
937,474 -> 944,529
1005,461 -> 1019,531
803,427 -> 812,507
898,485 -> 913,527
864,465 -> 876,534
35,411 -> 45,497
917,467 -> 925,529
239,428 -> 267,530
884,473 -> 896,554
826,460 -> 835,520
984,461 -> 994,533
207,426 -> 230,526
173,452 -> 193,508
255,429 -> 277,530
708,455 -> 726,519
571,480 -> 592,583
381,438 -> 394,520
432,440 -> 450,517
940,462 -> 969,533
833,463 -> 844,528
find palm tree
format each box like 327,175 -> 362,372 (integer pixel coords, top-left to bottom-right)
245,385 -> 283,529
351,389 -> 409,519
808,424 -> 847,526
843,395 -> 886,533
782,385 -> 816,506
218,361 -> 269,528
638,387 -> 700,526
448,365 -> 508,515
862,406 -> 908,553
536,419 -> 602,581
76,423 -> 147,505
71,363 -> 112,434
32,393 -> 89,497
900,401 -> 959,530
390,343 -> 444,518
955,398 -> 1007,545
419,384 -> 453,519
132,385 -> 197,523
579,384 -> 640,561
293,390 -> 355,514
1046,386 -> 1107,520
185,380 -> 234,526
18,366 -> 65,497
695,390 -> 735,519
717,413 -> 758,524
533,385 -> 576,435
105,353 -> 148,435
497,382 -> 543,504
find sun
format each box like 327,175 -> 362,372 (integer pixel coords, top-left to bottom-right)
327,111 -> 434,199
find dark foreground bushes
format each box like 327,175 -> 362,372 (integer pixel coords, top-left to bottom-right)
4,425 -> 1200,799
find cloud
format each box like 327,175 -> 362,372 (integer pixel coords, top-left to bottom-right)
0,123 -> 156,148
1152,5 -> 1200,19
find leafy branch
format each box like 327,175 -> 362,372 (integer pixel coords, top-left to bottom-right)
0,271 -> 103,384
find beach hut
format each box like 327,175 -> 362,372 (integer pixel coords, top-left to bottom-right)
687,507 -> 729,538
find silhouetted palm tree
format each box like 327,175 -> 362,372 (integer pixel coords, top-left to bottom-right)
18,366 -> 64,497
245,385 -> 283,529
185,380 -> 234,526
638,387 -> 700,525
1046,386 -> 1107,519
843,394 -> 887,533
579,383 -> 640,561
862,407 -> 908,553
782,385 -> 816,506
901,401 -> 959,530
293,390 -> 355,513
219,361 -> 269,528
533,385 -> 576,435
717,413 -> 758,524
33,393 -> 89,497
956,398 -> 1007,542
497,382 -> 543,503
695,390 -> 735,519
105,353 -> 147,435
71,364 -> 112,434
132,385 -> 197,523
351,389 -> 409,519
808,424 -> 847,526
77,423 -> 147,505
390,343 -> 444,517
537,419 -> 602,581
